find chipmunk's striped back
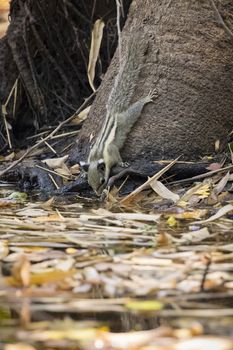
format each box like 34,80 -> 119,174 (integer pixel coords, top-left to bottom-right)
84,34 -> 156,195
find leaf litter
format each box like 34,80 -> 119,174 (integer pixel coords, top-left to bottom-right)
0,164 -> 233,349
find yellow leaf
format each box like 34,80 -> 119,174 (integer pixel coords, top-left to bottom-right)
172,209 -> 207,220
166,216 -> 178,227
126,300 -> 164,311
177,200 -> 188,208
5,269 -> 76,287
66,248 -> 78,254
193,184 -> 210,198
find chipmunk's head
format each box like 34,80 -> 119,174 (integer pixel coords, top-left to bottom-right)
80,159 -> 106,196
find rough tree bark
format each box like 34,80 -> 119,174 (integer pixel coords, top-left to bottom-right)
71,0 -> 233,172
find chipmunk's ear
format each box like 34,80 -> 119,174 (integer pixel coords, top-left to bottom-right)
79,161 -> 90,172
97,159 -> 105,172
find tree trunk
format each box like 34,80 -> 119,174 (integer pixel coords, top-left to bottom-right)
72,0 -> 233,168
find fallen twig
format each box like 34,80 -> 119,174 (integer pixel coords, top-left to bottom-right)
169,164 -> 233,185
120,157 -> 179,205
35,164 -> 70,180
0,91 -> 96,178
200,254 -> 212,292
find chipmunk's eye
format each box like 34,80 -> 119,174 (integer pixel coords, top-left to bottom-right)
97,159 -> 105,172
100,178 -> 105,185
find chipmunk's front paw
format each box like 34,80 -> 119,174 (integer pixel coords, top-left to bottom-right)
148,88 -> 158,102
120,161 -> 130,168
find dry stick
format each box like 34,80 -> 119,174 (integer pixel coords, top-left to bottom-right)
35,164 -> 70,180
41,138 -> 57,155
26,131 -> 49,140
51,130 -> 80,140
200,255 -> 212,292
170,164 -> 233,185
13,78 -> 19,119
210,0 -> 233,40
2,78 -> 19,149
48,173 -> 60,190
2,115 -> 12,150
26,129 -> 79,141
120,157 -> 179,204
0,91 -> 96,178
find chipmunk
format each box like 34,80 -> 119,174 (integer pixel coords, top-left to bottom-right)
82,35 -> 157,195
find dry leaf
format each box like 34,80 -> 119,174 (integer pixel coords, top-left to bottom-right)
83,266 -> 101,284
181,182 -> 210,202
91,208 -> 160,222
12,255 -> 31,287
72,106 -> 91,125
180,227 -> 210,243
150,180 -> 180,202
0,199 -> 17,207
88,19 -> 105,92
55,167 -> 71,176
121,158 -> 179,204
215,139 -> 220,152
172,209 -> 207,220
5,344 -> 36,350
193,204 -> 233,224
101,328 -> 173,350
34,213 -> 65,222
70,163 -> 81,175
213,172 -> 230,195
5,152 -> 15,161
0,240 -> 9,259
41,197 -> 54,209
6,269 -> 76,287
171,336 -> 233,350
42,155 -> 69,170
16,208 -> 49,217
